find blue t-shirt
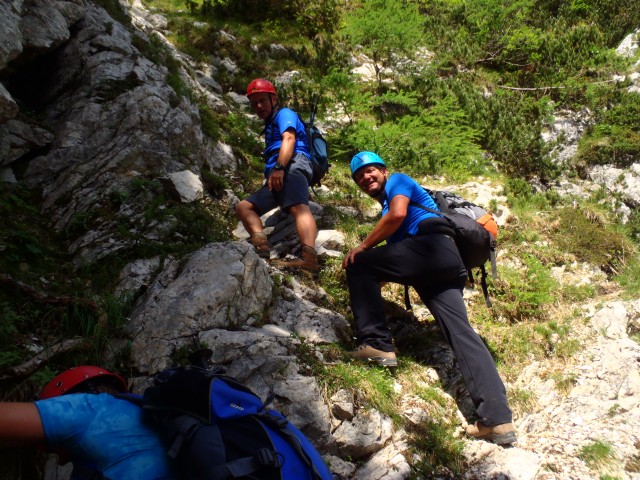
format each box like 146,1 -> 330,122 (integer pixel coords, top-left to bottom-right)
36,393 -> 175,480
263,107 -> 310,175
382,173 -> 440,244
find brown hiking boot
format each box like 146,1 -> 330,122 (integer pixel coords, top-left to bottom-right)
466,422 -> 517,445
272,245 -> 318,276
249,233 -> 271,259
351,344 -> 398,367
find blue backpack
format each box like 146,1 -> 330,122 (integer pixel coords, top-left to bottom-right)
297,97 -> 329,188
131,356 -> 333,480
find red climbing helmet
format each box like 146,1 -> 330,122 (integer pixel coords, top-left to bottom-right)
39,366 -> 127,399
246,78 -> 277,97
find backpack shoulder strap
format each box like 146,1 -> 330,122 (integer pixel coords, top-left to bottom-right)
404,284 -> 412,311
208,448 -> 282,479
407,188 -> 446,219
309,95 -> 318,126
409,201 -> 438,215
164,414 -> 207,458
489,236 -> 498,280
259,412 -> 329,480
478,264 -> 492,308
260,107 -> 283,136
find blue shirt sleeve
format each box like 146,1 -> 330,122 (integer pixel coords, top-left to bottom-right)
36,394 -> 176,480
382,173 -> 440,243
263,108 -> 310,175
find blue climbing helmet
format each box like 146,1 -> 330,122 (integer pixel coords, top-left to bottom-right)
350,151 -> 386,179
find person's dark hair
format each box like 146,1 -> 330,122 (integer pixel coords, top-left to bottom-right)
66,376 -> 127,395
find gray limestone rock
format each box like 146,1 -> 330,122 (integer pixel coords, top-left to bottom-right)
128,242 -> 273,372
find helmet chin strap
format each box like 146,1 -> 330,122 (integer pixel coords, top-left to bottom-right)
264,95 -> 278,123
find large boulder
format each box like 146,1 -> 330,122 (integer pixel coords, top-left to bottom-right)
128,242 -> 273,372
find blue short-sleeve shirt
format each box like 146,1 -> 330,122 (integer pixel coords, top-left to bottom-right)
263,107 -> 310,175
382,173 -> 440,244
35,393 -> 175,480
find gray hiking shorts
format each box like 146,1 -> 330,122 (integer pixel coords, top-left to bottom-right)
247,153 -> 312,215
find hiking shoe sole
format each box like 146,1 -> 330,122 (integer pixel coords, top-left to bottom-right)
363,356 -> 398,368
467,423 -> 518,445
351,344 -> 398,368
484,430 -> 517,445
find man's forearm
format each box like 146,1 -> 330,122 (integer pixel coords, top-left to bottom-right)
277,131 -> 296,167
360,214 -> 404,250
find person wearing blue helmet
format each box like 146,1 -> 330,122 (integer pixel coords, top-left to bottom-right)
342,152 -> 516,446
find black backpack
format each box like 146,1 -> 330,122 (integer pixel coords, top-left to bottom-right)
297,96 -> 329,188
125,350 -> 333,480
410,189 -> 498,307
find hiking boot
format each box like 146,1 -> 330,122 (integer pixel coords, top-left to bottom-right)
272,245 -> 318,276
249,233 -> 271,259
351,344 -> 398,367
466,422 -> 517,445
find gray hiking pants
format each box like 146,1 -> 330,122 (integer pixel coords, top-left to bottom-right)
345,232 -> 512,426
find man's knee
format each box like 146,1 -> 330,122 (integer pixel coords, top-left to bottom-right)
236,199 -> 254,219
288,203 -> 310,216
345,258 -> 367,278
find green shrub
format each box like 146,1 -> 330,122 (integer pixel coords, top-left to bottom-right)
199,103 -> 221,141
551,371 -> 578,394
508,387 -> 537,417
615,257 -> 640,299
408,420 -> 466,477
342,96 -> 488,180
320,362 -> 400,420
492,256 -> 557,323
579,440 -> 617,470
341,0 -> 424,91
292,0 -> 342,38
577,91 -> 640,168
551,206 -> 632,274
486,93 -> 558,181
504,177 -> 534,205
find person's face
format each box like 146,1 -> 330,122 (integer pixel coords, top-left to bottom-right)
248,92 -> 275,120
354,165 -> 387,197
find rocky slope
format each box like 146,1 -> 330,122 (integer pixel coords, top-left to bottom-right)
1,1 -> 639,479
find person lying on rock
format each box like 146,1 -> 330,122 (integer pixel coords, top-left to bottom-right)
0,366 -> 176,479
341,151 -> 517,445
236,78 -> 319,276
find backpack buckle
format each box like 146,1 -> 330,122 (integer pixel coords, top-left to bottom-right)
256,448 -> 281,468
261,413 -> 288,430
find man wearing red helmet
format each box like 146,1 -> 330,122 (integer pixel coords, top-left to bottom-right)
0,366 -> 176,479
236,78 -> 319,275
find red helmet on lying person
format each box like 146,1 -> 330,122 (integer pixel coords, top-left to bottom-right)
39,366 -> 127,399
